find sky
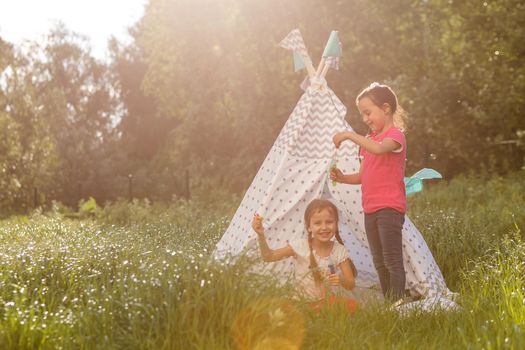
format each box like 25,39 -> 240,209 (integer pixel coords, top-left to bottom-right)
0,0 -> 147,59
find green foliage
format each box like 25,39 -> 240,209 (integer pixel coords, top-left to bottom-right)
0,42 -> 59,213
70,196 -> 100,220
0,196 -> 267,349
34,25 -> 118,206
407,170 -> 525,288
97,192 -> 238,227
456,235 -> 525,349
0,172 -> 523,348
2,0 -> 524,206
398,0 -> 525,176
0,24 -> 118,211
78,197 -> 98,215
133,0 -> 525,188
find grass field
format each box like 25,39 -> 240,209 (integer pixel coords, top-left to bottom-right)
0,172 -> 524,349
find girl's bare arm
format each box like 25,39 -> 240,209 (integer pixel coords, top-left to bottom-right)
338,259 -> 356,290
252,215 -> 295,262
333,131 -> 401,155
330,161 -> 363,184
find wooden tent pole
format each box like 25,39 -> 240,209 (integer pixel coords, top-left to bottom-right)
303,55 -> 316,78
315,57 -> 326,79
320,61 -> 331,79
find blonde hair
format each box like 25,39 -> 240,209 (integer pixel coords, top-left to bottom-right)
356,82 -> 407,132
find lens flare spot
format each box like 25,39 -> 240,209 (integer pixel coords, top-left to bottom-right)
231,298 -> 304,350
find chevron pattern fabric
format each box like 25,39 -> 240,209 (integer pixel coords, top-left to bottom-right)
278,28 -> 308,55
289,89 -> 347,158
325,56 -> 340,70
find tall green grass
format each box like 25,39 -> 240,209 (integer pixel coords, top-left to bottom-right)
0,171 -> 523,349
407,171 -> 525,289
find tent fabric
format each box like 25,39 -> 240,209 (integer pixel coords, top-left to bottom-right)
278,28 -> 308,56
325,56 -> 340,70
214,29 -> 453,300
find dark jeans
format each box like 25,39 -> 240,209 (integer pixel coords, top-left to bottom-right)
364,208 -> 406,301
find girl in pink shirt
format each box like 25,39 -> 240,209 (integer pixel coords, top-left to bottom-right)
330,82 -> 407,301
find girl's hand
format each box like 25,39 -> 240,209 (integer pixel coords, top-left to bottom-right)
330,167 -> 344,183
327,273 -> 341,286
333,132 -> 351,149
251,214 -> 265,236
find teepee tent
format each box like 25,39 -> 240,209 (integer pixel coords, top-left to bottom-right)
214,29 -> 452,301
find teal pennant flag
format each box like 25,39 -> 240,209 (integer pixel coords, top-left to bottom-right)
404,168 -> 442,196
322,31 -> 342,57
293,51 -> 306,72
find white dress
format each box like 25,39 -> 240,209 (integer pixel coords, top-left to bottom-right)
289,239 -> 349,300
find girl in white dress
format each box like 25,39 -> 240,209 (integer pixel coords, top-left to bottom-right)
251,199 -> 358,312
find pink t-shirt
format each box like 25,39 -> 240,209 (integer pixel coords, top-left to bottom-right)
359,127 -> 406,214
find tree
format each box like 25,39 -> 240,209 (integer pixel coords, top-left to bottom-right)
26,24 -> 118,205
0,38 -> 58,211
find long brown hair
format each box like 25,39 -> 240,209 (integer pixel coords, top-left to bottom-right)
356,82 -> 407,132
304,199 -> 357,285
